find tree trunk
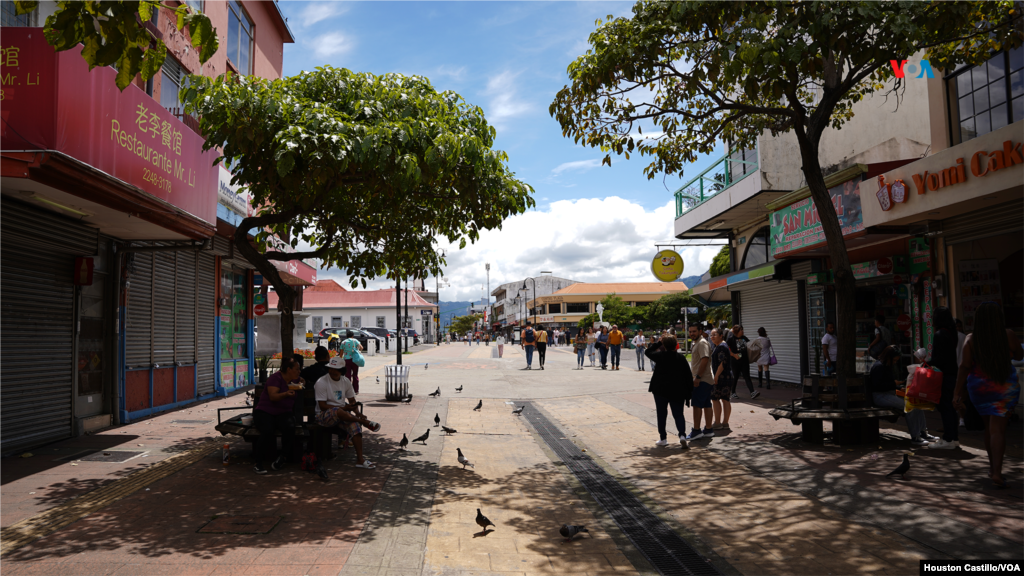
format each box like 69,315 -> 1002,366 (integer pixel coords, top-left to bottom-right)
794,131 -> 858,377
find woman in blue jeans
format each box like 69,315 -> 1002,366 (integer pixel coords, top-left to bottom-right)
870,346 -> 929,446
596,326 -> 610,369
574,332 -> 587,369
646,335 -> 694,449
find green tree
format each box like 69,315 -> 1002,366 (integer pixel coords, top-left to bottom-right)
710,245 -> 730,278
182,67 -> 534,355
14,0 -> 217,91
551,1 -> 1021,376
450,314 -> 483,336
647,291 -> 706,329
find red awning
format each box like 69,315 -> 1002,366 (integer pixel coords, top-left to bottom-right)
269,259 -> 317,287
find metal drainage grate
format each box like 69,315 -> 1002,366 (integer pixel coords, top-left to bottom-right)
171,420 -> 211,424
198,515 -> 280,534
79,451 -> 145,463
522,403 -> 720,576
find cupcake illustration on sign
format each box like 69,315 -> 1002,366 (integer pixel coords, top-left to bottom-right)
651,250 -> 684,282
890,179 -> 908,204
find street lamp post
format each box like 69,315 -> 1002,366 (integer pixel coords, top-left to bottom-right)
522,277 -> 537,326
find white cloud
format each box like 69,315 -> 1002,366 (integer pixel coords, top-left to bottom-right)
312,32 -> 353,59
551,159 -> 602,175
434,65 -> 467,82
483,71 -> 531,128
314,197 -> 722,302
298,2 -> 350,27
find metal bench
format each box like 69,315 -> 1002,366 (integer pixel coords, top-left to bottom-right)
769,375 -> 900,445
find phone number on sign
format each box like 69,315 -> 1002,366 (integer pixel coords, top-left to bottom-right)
143,168 -> 172,194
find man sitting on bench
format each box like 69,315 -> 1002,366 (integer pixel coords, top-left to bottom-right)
315,356 -> 381,469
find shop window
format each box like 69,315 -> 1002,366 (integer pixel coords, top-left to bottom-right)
219,266 -> 248,359
159,56 -> 186,112
741,227 -> 775,269
566,302 -> 590,313
1,1 -> 33,26
548,303 -> 561,313
227,0 -> 253,75
947,48 -> 1023,145
376,316 -> 386,328
350,316 -> 362,328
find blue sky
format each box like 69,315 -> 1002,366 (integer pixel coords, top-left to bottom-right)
277,1 -> 724,300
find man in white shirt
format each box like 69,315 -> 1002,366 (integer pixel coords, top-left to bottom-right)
632,329 -> 647,371
315,357 -> 381,469
821,323 -> 838,376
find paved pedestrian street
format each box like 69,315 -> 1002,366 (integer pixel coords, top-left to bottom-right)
2,344 -> 1021,575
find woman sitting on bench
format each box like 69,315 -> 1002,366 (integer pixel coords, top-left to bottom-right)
253,357 -> 300,475
869,346 -> 929,447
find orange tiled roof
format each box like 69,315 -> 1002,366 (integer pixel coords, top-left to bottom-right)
306,279 -> 347,292
551,282 -> 688,295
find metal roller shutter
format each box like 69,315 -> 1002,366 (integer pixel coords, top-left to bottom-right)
125,253 -> 153,368
197,252 -> 217,395
738,280 -> 802,384
942,199 -> 1023,245
1,197 -> 98,453
176,251 -> 197,364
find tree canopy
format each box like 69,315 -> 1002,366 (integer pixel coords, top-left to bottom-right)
551,1 -> 1021,375
450,314 -> 483,336
15,0 -> 217,91
183,67 -> 534,353
710,246 -> 730,278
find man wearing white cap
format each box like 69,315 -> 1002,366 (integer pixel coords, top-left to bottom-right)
314,356 -> 381,469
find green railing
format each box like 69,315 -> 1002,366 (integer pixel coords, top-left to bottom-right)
674,147 -> 758,218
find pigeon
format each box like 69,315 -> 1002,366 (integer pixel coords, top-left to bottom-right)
473,400 -> 483,411
455,385 -> 463,393
315,462 -> 329,481
434,413 -> 441,427
559,524 -> 588,542
401,395 -> 413,404
512,405 -> 524,415
399,433 -> 408,450
425,363 -> 429,370
429,387 -> 441,397
376,376 -> 380,385
887,453 -> 911,480
412,429 -> 429,445
475,508 -> 495,531
457,448 -> 474,469
442,426 -> 457,436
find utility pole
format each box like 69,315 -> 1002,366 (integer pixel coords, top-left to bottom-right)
485,263 -> 490,335
395,277 -> 402,365
404,276 -> 410,353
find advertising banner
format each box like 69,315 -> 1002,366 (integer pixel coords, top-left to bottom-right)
851,256 -> 907,280
0,28 -> 217,224
220,363 -> 235,389
770,175 -> 863,258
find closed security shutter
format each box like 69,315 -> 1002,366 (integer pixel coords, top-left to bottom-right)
175,251 -> 197,364
125,248 -> 202,369
1,197 -> 98,453
739,280 -> 801,384
125,253 -> 154,368
197,252 -> 216,395
153,252 -> 176,365
942,199 -> 1023,245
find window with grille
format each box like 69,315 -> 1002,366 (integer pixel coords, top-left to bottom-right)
376,316 -> 386,328
312,316 -> 323,332
160,56 -> 186,112
227,0 -> 253,75
1,1 -> 33,26
350,316 -> 362,328
331,317 -> 342,328
566,302 -> 590,313
947,48 -> 1023,145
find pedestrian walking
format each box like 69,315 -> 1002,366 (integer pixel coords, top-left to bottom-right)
586,327 -> 597,367
574,331 -> 587,369
536,325 -> 549,370
646,335 -> 693,449
521,322 -> 537,370
709,328 -> 733,430
928,307 -> 961,450
495,334 -> 505,358
728,325 -> 758,399
609,325 -> 624,370
953,303 -> 1023,490
685,323 -> 715,439
596,326 -> 610,369
340,330 -> 363,394
632,329 -> 647,371
485,333 -> 489,346
821,322 -> 838,376
756,327 -> 773,389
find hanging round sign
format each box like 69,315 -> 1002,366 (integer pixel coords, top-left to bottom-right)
896,314 -> 912,331
651,250 -> 684,282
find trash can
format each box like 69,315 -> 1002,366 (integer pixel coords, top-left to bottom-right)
385,365 -> 410,400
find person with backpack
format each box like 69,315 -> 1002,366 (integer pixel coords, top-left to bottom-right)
866,314 -> 893,360
521,322 -> 537,370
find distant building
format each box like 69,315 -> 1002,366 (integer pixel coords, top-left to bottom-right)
524,282 -> 690,332
491,275 -> 580,333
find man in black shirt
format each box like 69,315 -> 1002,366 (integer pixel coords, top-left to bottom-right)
727,325 -> 759,399
300,346 -> 331,386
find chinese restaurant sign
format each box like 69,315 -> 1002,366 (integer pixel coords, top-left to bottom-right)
769,175 -> 863,258
0,29 -> 216,224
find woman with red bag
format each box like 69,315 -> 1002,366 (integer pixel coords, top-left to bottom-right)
870,346 -> 929,446
953,302 -> 1023,489
927,308 -> 961,449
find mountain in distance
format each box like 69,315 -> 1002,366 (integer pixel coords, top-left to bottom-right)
438,301 -> 476,319
681,270 -> 707,290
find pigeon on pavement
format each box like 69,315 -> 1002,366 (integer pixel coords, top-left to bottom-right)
434,413 -> 441,427
455,385 -> 463,393
376,377 -> 380,385
886,453 -> 911,480
559,524 -> 588,542
399,433 -> 409,450
401,394 -> 413,404
473,400 -> 483,411
425,363 -> 429,370
429,387 -> 441,397
442,426 -> 457,436
457,448 -> 474,469
512,405 -> 524,415
475,509 -> 495,531
412,429 -> 429,445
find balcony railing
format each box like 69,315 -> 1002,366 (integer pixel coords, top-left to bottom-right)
674,146 -> 758,218
166,107 -> 203,138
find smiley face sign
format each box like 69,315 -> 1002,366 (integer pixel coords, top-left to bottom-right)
651,250 -> 684,282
